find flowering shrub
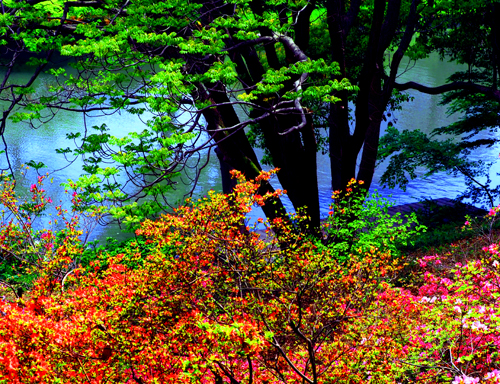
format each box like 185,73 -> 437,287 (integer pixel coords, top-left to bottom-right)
399,253 -> 500,382
0,172 -> 92,297
318,178 -> 424,262
0,170 -> 498,383
400,206 -> 500,383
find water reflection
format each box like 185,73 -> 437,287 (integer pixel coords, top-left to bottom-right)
374,54 -> 499,208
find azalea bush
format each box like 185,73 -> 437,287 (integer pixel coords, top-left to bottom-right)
0,170 -> 499,383
0,171 -> 101,298
402,204 -> 500,383
404,253 -> 500,383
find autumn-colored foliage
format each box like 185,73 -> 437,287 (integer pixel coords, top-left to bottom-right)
0,170 -> 499,383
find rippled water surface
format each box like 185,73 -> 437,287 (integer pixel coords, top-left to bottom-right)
1,54 -> 498,242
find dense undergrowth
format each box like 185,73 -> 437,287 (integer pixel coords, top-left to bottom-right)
0,170 -> 499,383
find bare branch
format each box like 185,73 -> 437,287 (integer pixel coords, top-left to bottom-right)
61,268 -> 78,292
385,0 -> 420,98
394,80 -> 500,101
274,34 -> 309,135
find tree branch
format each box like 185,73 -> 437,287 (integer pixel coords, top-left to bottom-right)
274,34 -> 309,134
222,36 -> 273,53
384,0 -> 420,99
394,80 -> 500,101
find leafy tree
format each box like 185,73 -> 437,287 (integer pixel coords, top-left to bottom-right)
1,0 -> 352,228
2,0 -> 425,226
3,0 -> 496,229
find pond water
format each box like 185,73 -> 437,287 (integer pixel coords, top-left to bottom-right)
374,55 -> 499,207
0,54 -> 498,243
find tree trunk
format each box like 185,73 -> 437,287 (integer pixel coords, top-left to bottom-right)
294,2 -> 316,53
259,112 -> 320,230
228,31 -> 322,230
327,0 -> 356,192
356,95 -> 384,187
200,82 -> 287,222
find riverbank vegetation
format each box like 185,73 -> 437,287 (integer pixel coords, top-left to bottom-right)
0,170 -> 500,383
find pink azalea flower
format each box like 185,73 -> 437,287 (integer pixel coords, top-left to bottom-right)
485,370 -> 500,382
452,375 -> 480,384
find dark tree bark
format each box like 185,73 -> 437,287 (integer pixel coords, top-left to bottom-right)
327,0 -> 422,192
199,81 -> 288,222
327,0 -> 357,192
294,2 -> 316,53
223,25 -> 322,230
351,0 -> 386,190
257,111 -> 320,230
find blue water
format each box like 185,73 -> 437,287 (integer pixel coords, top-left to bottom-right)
1,54 -> 498,241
